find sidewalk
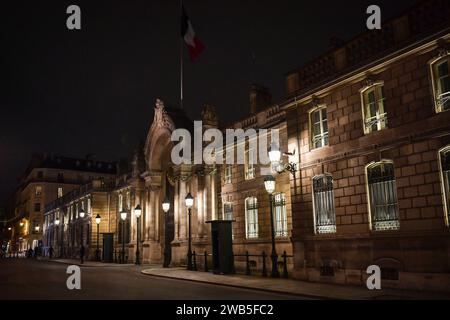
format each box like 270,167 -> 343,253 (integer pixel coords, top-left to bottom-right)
38,257 -> 135,267
141,267 -> 450,300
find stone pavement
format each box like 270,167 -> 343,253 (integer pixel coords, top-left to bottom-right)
38,257 -> 134,267
141,267 -> 450,300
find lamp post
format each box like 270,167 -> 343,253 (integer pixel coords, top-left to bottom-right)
185,193 -> 194,270
95,214 -> 101,261
55,218 -> 60,257
79,208 -> 85,248
162,198 -> 170,268
264,175 -> 279,278
134,204 -> 142,265
120,210 -> 127,263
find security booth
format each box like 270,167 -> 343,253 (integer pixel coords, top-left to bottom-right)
102,233 -> 114,262
206,220 -> 235,274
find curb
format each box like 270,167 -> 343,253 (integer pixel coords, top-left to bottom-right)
39,258 -> 135,268
140,269 -> 340,300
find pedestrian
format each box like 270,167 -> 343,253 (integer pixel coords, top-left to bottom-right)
33,246 -> 39,258
27,248 -> 33,258
48,246 -> 54,259
80,245 -> 85,264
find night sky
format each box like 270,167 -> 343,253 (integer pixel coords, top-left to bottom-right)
1,0 -> 416,203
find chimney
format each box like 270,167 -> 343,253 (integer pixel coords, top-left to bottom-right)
249,84 -> 271,114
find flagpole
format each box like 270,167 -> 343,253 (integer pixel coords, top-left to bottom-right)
180,0 -> 184,110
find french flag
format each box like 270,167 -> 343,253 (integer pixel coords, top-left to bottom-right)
181,5 -> 205,62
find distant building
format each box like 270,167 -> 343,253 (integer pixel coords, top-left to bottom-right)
7,153 -> 116,253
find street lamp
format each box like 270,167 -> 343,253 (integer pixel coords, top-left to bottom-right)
264,175 -> 280,278
162,197 -> 170,268
268,143 -> 296,176
120,209 -> 127,263
79,208 -> 85,247
185,193 -> 194,270
55,218 -> 60,257
95,214 -> 101,261
134,204 -> 142,265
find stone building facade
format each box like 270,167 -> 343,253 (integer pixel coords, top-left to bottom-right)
283,0 -> 450,291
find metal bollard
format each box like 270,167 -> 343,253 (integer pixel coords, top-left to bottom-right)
245,251 -> 251,275
204,251 -> 208,272
282,251 -> 289,279
193,251 -> 198,271
262,251 -> 268,277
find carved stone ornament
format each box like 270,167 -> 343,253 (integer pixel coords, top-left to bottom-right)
201,104 -> 218,126
154,99 -> 174,130
362,75 -> 375,88
436,39 -> 449,58
310,95 -> 322,108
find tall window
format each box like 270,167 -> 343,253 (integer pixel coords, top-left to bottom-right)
273,193 -> 288,237
439,146 -> 450,225
430,54 -> 450,112
361,83 -> 387,134
312,174 -> 337,234
223,202 -> 233,220
245,197 -> 258,238
87,198 -> 91,214
366,161 -> 400,231
57,187 -> 63,198
224,165 -> 232,184
245,148 -> 255,180
310,106 -> 328,149
34,203 -> 41,212
35,186 -> 42,197
118,193 -> 123,212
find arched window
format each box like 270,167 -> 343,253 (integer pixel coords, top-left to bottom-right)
430,53 -> 450,113
439,146 -> 450,225
312,174 -> 336,234
360,82 -> 387,134
366,161 -> 399,231
118,193 -> 123,212
245,197 -> 258,238
273,193 -> 288,237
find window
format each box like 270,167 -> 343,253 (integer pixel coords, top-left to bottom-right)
57,187 -> 63,198
273,193 -> 288,237
366,161 -> 400,231
118,219 -> 131,244
430,54 -> 450,112
312,174 -> 337,234
439,146 -> 450,225
57,173 -> 64,182
37,171 -> 43,179
223,202 -> 233,220
245,148 -> 255,180
361,83 -> 387,134
118,194 -> 123,212
245,197 -> 258,238
35,186 -> 42,197
87,198 -> 91,214
310,106 -> 328,149
34,203 -> 41,212
224,165 -> 232,184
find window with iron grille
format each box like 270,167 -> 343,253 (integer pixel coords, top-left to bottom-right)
310,106 -> 328,149
431,55 -> 450,113
273,193 -> 288,237
313,174 -> 336,234
118,218 -> 131,244
440,146 -> 450,222
367,161 -> 400,231
223,202 -> 233,220
245,197 -> 258,238
361,84 -> 387,134
57,187 -> 63,198
224,165 -> 232,184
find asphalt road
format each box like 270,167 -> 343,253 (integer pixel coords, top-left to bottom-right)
0,258 -> 307,300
